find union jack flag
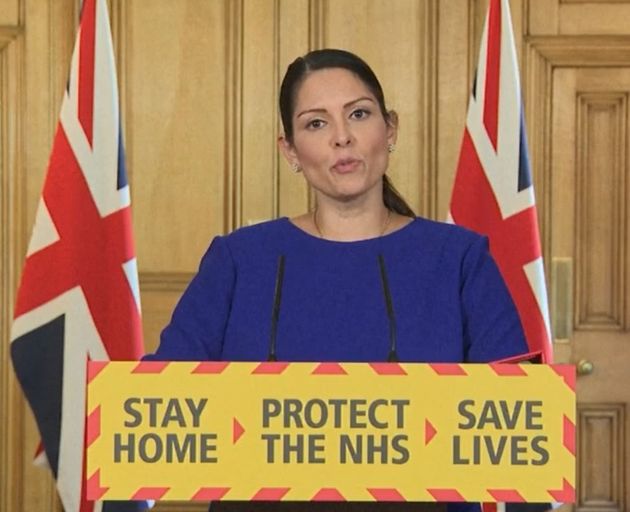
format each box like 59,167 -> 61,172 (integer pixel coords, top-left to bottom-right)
10,1 -> 147,510
449,0 -> 553,365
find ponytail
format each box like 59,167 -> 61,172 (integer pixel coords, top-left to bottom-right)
383,175 -> 415,217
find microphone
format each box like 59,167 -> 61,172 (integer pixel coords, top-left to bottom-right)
268,255 -> 286,361
378,254 -> 399,362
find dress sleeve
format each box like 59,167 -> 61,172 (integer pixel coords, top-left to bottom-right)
143,235 -> 236,361
460,235 -> 530,363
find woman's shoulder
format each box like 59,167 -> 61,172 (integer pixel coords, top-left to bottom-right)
394,217 -> 490,271
218,217 -> 296,253
195,218 -> 293,268
226,217 -> 288,238
406,216 -> 485,247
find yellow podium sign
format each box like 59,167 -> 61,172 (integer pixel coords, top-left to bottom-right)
86,361 -> 575,503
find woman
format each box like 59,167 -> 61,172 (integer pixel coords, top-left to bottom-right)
146,49 -> 529,510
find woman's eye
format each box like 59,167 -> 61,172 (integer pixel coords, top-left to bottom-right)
306,119 -> 325,129
350,108 -> 370,120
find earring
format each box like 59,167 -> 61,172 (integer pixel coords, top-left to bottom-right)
388,143 -> 395,154
291,162 -> 302,173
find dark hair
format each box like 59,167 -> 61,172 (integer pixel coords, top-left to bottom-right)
279,48 -> 415,218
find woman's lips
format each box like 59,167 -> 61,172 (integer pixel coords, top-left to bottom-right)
333,158 -> 360,173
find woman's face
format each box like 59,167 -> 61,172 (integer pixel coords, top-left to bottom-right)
280,68 -> 397,204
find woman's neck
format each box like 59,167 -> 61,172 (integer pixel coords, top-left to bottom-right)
311,202 -> 392,241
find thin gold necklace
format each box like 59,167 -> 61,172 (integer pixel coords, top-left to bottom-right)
312,208 -> 392,240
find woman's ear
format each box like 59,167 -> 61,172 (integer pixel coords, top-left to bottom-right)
386,110 -> 399,146
278,135 -> 299,168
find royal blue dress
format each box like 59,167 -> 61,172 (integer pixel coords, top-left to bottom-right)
148,216 -> 527,364
145,216 -> 529,512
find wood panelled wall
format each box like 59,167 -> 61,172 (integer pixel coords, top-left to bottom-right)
1,1 -> 629,511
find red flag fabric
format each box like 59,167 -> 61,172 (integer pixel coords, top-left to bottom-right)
10,1 -> 147,510
449,0 -> 553,364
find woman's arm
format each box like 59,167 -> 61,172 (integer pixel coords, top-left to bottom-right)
143,236 -> 236,361
460,235 -> 530,363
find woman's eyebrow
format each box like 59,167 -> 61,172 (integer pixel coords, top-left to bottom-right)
296,107 -> 326,119
343,96 -> 375,108
296,96 -> 376,119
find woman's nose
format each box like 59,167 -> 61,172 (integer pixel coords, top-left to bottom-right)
335,136 -> 352,147
332,122 -> 353,147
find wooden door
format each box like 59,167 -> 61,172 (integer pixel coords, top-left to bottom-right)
550,65 -> 630,512
525,1 -> 630,508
